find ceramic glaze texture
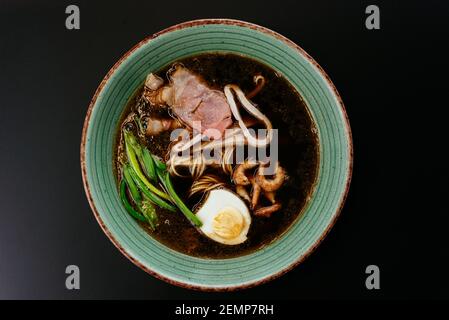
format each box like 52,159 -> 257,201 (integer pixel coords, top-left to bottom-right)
81,19 -> 353,291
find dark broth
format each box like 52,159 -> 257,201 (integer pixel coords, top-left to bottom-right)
114,53 -> 319,259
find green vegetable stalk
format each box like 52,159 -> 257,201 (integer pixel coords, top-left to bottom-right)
140,198 -> 158,230
123,164 -> 141,205
120,130 -> 202,229
124,130 -> 171,201
152,154 -> 167,172
141,148 -> 157,182
161,171 -> 203,227
119,180 -> 146,223
128,167 -> 176,212
121,164 -> 159,230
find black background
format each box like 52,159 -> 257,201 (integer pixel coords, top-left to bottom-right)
0,0 -> 448,300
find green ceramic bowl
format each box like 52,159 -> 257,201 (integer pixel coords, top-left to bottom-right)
81,19 -> 352,291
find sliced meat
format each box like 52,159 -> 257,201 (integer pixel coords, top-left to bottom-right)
143,65 -> 233,139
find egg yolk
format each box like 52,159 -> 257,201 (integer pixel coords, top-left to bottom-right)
212,207 -> 244,240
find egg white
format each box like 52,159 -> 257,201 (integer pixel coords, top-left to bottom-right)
195,189 -> 251,245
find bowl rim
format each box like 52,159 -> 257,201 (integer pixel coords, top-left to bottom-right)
80,18 -> 353,292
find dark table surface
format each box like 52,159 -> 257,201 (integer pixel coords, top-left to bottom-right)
0,0 -> 448,299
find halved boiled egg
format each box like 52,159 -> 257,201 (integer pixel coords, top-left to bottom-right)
195,189 -> 251,245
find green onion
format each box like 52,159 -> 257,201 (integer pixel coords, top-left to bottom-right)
123,164 -> 141,206
121,131 -> 202,228
124,129 -> 143,157
162,171 -> 202,227
141,199 -> 158,230
119,180 -> 146,223
124,130 -> 171,201
128,167 -> 177,212
152,155 -> 167,172
141,148 -> 157,181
